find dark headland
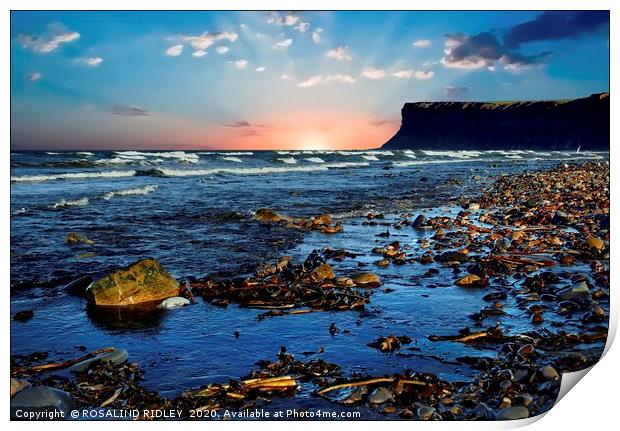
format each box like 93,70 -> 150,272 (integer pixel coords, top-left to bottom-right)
382,92 -> 609,151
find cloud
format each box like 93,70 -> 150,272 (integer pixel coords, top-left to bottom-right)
75,57 -> 103,67
372,119 -> 400,127
441,32 -> 502,69
297,74 -> 356,88
267,13 -> 299,26
216,46 -> 229,54
192,50 -> 207,58
165,44 -> 183,56
255,66 -> 266,72
412,39 -> 432,48
273,39 -> 293,50
27,72 -> 42,82
110,105 -> 151,117
392,70 -> 413,79
326,46 -> 352,61
181,31 -> 239,55
444,86 -> 469,97
361,67 -> 386,80
312,28 -> 323,44
295,22 -> 310,32
233,59 -> 248,69
504,11 -> 609,49
18,23 -> 80,54
281,74 -> 292,80
226,121 -> 251,128
414,70 -> 434,80
501,51 -> 552,71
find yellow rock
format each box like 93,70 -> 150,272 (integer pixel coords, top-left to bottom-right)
354,272 -> 381,287
455,274 -> 482,287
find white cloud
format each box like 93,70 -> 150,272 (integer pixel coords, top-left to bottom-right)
312,28 -> 323,44
413,39 -> 432,48
267,13 -> 299,26
297,74 -> 356,88
273,39 -> 293,50
294,22 -> 310,32
74,57 -> 104,67
233,59 -> 248,69
255,66 -> 266,72
192,50 -> 207,58
392,69 -> 414,79
18,23 -> 80,54
216,46 -> 229,54
181,31 -> 239,53
281,74 -> 292,80
361,67 -> 386,80
27,72 -> 42,82
166,44 -> 183,56
326,46 -> 352,61
414,70 -> 434,80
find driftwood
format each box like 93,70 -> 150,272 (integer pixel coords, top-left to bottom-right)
29,347 -> 115,372
316,377 -> 425,396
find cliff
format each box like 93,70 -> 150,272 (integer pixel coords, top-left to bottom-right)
382,92 -> 609,151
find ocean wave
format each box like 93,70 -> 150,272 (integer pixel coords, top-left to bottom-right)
75,151 -> 94,156
361,155 -> 379,161
393,159 -> 480,167
277,150 -> 302,155
114,150 -> 200,163
420,150 -> 483,159
305,157 -> 325,163
11,170 -> 136,183
103,185 -> 158,200
276,157 -> 297,164
11,207 -> 28,215
220,156 -> 244,163
50,197 -> 89,209
45,152 -> 61,155
199,151 -> 253,156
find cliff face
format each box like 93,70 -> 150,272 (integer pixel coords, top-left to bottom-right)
382,93 -> 609,151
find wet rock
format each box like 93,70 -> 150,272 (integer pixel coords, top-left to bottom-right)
85,258 -> 179,306
65,232 -> 95,245
374,259 -> 390,267
353,272 -> 381,287
10,386 -> 76,419
307,263 -> 336,282
335,276 -> 354,286
255,208 -> 290,223
417,405 -> 435,420
541,365 -> 560,381
496,405 -> 530,420
412,214 -> 426,228
70,348 -> 130,372
340,386 -> 368,405
439,251 -> 468,263
557,281 -> 591,301
157,296 -> 191,309
455,274 -> 484,287
368,387 -> 394,404
13,310 -> 34,322
586,237 -> 604,252
10,378 -> 31,398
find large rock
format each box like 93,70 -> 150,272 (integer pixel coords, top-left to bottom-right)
10,378 -> 31,398
255,208 -> 291,223
86,258 -> 179,306
10,386 -> 76,419
557,281 -> 591,301
306,263 -> 336,283
353,272 -> 381,287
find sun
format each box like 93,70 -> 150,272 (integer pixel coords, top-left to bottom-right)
300,132 -> 329,150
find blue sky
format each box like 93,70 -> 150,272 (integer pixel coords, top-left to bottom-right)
10,11 -> 610,150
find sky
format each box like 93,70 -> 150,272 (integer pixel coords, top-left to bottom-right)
10,10 -> 610,150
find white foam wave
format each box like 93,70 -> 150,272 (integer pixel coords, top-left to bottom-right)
221,156 -> 244,163
46,152 -> 61,155
200,151 -> 253,156
277,157 -> 297,164
103,185 -> 158,200
153,162 -> 368,178
361,155 -> 380,161
75,151 -> 94,156
50,197 -> 89,209
11,170 -> 136,183
420,150 -> 483,159
305,157 -> 325,163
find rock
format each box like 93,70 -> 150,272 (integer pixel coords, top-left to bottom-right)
85,258 -> 179,306
65,232 -> 94,245
158,296 -> 191,309
374,259 -> 390,267
322,223 -> 343,234
64,275 -> 94,296
353,272 -> 381,287
13,310 -> 34,322
10,386 -> 76,419
557,281 -> 591,301
439,251 -> 468,263
455,274 -> 483,287
313,214 -> 333,226
254,208 -> 289,223
335,276 -> 354,286
586,237 -> 604,252
468,203 -> 480,211
277,256 -> 291,270
10,378 -> 31,398
496,405 -> 530,420
307,263 -> 335,282
70,348 -> 130,372
412,214 -> 426,228
541,365 -> 560,381
417,405 -> 435,420
368,387 -> 394,404
340,386 -> 367,405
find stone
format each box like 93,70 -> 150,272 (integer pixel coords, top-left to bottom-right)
455,274 -> 482,287
307,263 -> 335,282
335,276 -> 354,286
541,365 -> 560,381
13,310 -> 34,322
374,259 -> 390,267
496,405 -> 530,420
412,214 -> 426,228
353,272 -> 381,287
417,405 -> 435,420
586,237 -> 604,252
557,281 -> 591,301
70,348 -> 130,372
65,232 -> 95,245
10,386 -> 76,419
468,203 -> 480,211
277,256 -> 291,270
439,251 -> 468,263
254,208 -> 289,223
158,296 -> 190,309
368,387 -> 394,404
313,214 -> 333,226
10,378 -> 31,398
85,258 -> 179,306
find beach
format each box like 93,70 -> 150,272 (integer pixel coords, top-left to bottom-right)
10,151 -> 609,420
